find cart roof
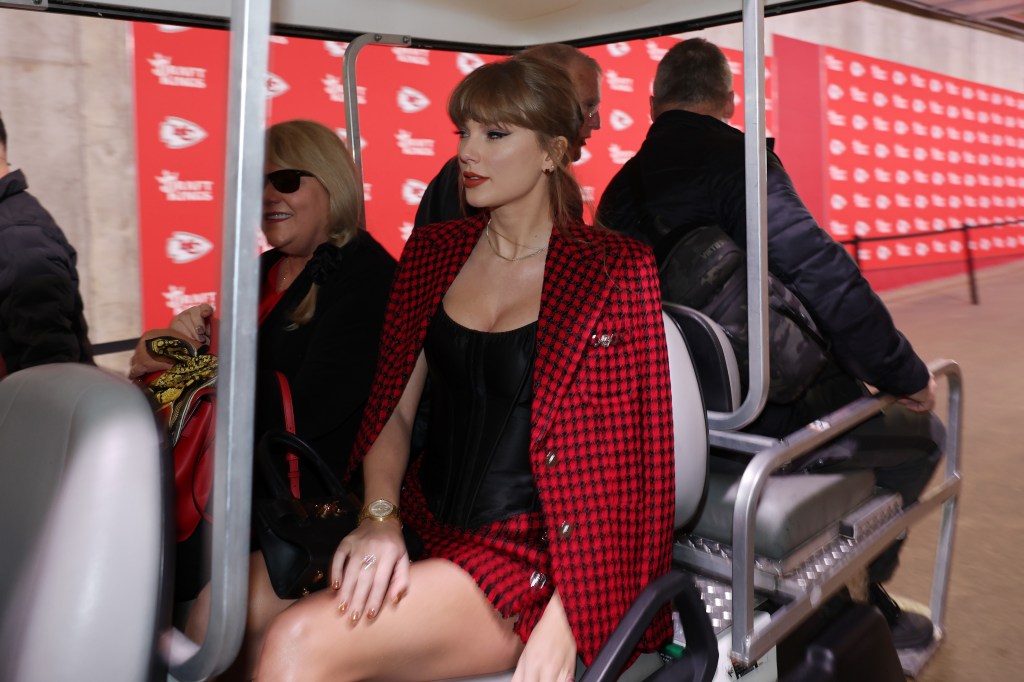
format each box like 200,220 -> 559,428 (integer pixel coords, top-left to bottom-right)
48,0 -> 849,47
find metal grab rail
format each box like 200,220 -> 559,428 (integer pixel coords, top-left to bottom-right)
166,0 -> 270,679
714,0 -> 771,433
727,358 -> 963,664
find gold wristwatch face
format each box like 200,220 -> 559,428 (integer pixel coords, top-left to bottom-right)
368,499 -> 395,519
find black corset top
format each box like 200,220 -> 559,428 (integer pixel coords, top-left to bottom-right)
419,303 -> 539,528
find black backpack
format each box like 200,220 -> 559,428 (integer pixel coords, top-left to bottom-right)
657,223 -> 830,404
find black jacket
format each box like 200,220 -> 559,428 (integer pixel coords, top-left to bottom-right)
255,230 -> 396,478
0,170 -> 93,375
598,110 -> 929,417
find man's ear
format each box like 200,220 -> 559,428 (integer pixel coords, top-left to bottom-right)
723,91 -> 736,121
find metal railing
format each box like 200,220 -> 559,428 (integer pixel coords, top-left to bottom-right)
842,218 -> 1024,305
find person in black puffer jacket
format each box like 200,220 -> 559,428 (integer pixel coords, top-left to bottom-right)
0,111 -> 93,378
597,38 -> 944,650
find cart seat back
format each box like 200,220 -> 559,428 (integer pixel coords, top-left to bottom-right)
0,364 -> 170,682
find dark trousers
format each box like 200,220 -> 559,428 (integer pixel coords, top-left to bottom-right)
744,361 -> 946,583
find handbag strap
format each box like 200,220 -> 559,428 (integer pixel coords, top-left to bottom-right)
256,430 -> 347,499
275,371 -> 301,498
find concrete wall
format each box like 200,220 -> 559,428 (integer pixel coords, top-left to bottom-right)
0,10 -> 138,372
0,3 -> 1022,375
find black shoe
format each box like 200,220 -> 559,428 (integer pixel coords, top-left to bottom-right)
869,583 -> 935,650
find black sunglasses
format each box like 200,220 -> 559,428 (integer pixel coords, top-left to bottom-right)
265,169 -> 317,194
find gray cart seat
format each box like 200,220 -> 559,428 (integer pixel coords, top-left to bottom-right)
0,364 -> 170,682
663,304 -> 880,571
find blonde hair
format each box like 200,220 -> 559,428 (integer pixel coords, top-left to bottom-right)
265,120 -> 362,326
448,58 -> 584,229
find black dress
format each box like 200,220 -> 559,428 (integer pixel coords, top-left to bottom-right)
404,304 -> 553,642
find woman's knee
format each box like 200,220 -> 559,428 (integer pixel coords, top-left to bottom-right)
258,603 -> 323,675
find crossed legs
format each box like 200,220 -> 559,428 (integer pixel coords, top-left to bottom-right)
255,558 -> 525,681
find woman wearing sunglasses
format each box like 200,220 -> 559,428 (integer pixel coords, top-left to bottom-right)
130,119 -> 396,680
256,59 -> 675,682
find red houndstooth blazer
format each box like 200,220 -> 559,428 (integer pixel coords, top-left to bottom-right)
350,212 -> 676,664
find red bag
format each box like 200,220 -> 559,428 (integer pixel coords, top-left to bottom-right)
139,336 -> 218,542
140,336 -> 299,543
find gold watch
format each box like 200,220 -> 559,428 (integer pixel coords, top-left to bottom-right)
359,498 -> 401,525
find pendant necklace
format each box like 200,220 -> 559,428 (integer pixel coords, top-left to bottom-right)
485,220 -> 548,263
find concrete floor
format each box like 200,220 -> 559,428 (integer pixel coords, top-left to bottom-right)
878,260 -> 1024,680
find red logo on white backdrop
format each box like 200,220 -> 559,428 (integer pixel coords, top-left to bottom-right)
397,87 -> 430,114
605,71 -> 635,93
266,73 -> 290,98
395,130 -> 435,156
607,144 -> 636,165
162,285 -> 217,314
456,53 -> 485,75
159,116 -> 207,149
324,41 -> 346,57
401,179 -> 427,206
606,42 -> 631,57
645,41 -> 667,62
148,53 -> 207,88
166,231 -> 214,264
323,75 -> 366,104
393,48 -> 430,65
608,109 -> 634,132
156,170 -> 214,201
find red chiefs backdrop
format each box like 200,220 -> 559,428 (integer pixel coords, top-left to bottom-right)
132,24 -> 1022,328
776,36 -> 1024,289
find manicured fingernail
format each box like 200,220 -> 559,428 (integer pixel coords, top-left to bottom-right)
338,601 -> 347,614
367,608 -> 377,619
331,580 -> 340,590
350,610 -> 361,623
393,590 -> 406,605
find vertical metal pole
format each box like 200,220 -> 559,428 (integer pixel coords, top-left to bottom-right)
168,0 -> 269,678
712,0 -> 768,434
961,223 -> 979,304
732,0 -> 767,659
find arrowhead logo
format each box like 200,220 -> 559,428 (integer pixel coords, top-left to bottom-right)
397,87 -> 430,114
166,231 -> 214,264
159,116 -> 208,150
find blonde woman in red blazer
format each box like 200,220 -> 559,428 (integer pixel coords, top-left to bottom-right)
257,57 -> 675,682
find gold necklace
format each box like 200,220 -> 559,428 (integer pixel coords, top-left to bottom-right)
484,221 -> 547,263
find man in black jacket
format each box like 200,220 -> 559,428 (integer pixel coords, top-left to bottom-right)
0,111 -> 93,376
597,38 -> 942,649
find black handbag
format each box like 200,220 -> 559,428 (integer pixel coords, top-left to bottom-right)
254,430 -> 361,599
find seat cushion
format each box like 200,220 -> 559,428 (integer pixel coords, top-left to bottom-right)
690,470 -> 876,560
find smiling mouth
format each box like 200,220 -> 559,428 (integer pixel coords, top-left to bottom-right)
463,173 -> 488,189
264,212 -> 291,221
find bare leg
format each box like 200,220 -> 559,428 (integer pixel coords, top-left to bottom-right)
256,558 -> 525,682
185,551 -> 294,680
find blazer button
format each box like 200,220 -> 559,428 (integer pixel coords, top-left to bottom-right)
545,451 -> 557,465
558,521 -> 574,539
529,571 -> 548,589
